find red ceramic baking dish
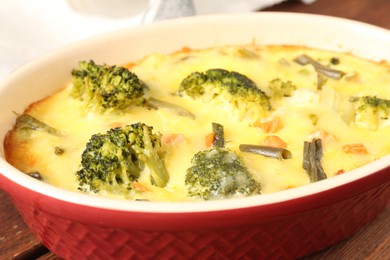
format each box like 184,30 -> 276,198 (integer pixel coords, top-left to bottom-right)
0,13 -> 389,259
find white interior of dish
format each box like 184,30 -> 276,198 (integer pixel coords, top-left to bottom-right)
0,12 -> 390,213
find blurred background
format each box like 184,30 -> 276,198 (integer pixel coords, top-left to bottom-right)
0,0 -> 316,79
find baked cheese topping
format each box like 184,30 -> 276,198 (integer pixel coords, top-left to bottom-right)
4,44 -> 390,201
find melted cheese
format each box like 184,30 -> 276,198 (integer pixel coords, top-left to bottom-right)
5,44 -> 390,201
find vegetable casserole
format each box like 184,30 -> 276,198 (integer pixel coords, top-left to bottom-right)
4,44 -> 390,201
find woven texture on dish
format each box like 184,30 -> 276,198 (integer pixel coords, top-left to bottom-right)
11,181 -> 390,260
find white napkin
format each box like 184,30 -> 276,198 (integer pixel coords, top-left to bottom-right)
0,0 -> 315,79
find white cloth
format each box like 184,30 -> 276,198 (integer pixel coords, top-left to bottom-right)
0,0 -> 315,79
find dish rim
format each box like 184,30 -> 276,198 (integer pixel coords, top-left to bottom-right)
0,12 -> 390,214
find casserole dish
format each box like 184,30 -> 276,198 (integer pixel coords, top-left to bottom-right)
0,13 -> 389,259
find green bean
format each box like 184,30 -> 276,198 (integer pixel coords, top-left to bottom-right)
294,54 -> 345,80
212,122 -> 224,148
27,171 -> 44,181
303,138 -> 327,182
239,144 -> 292,160
16,113 -> 60,135
146,97 -> 195,119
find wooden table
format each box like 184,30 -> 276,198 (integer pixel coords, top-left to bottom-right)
1,0 -> 390,259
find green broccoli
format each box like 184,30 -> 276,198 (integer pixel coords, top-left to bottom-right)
76,122 -> 169,195
72,60 -> 195,118
71,60 -> 147,112
350,96 -> 390,129
184,148 -> 261,200
268,78 -> 297,100
178,69 -> 271,122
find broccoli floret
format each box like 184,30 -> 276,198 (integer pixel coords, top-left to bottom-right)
350,96 -> 390,129
178,69 -> 271,122
268,78 -> 297,99
71,60 -> 195,118
76,122 -> 169,195
185,148 -> 261,200
71,60 -> 147,112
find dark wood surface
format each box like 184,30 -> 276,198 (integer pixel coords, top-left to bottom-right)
1,0 -> 390,259
264,0 -> 390,29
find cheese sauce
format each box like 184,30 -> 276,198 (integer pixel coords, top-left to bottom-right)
5,44 -> 390,201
